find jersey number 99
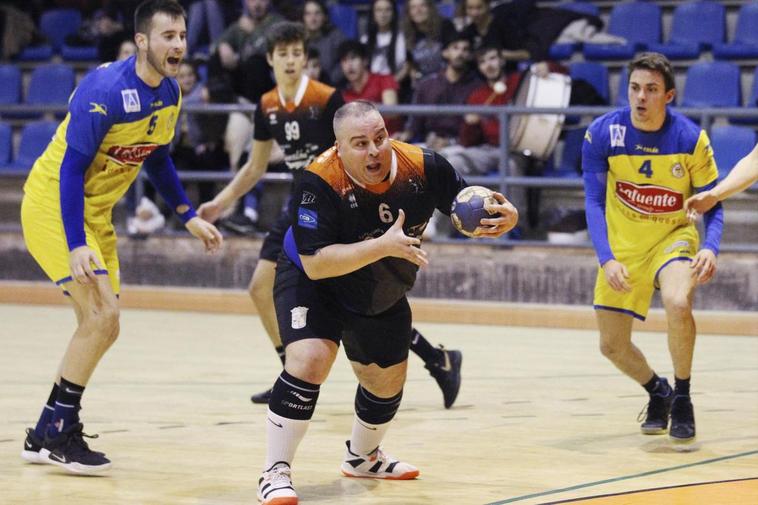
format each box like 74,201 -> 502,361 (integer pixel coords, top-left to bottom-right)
285,121 -> 300,141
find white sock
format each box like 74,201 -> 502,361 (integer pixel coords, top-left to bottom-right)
265,409 -> 310,469
349,414 -> 391,455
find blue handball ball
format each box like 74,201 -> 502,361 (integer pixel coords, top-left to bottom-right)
450,186 -> 499,237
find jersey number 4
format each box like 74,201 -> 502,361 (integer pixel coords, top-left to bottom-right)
638,159 -> 653,178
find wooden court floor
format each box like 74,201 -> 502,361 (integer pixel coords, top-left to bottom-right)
1,303 -> 756,505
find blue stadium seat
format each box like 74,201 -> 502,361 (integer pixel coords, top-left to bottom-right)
0,65 -> 22,106
713,3 -> 758,60
710,125 -> 756,179
731,66 -> 758,125
7,121 -> 58,171
648,0 -> 725,60
548,43 -> 576,60
61,44 -> 99,61
569,62 -> 609,103
584,2 -> 661,60
615,66 -> 629,107
329,4 -> 358,39
14,45 -> 54,62
544,127 -> 585,178
26,64 -> 76,111
0,122 -> 12,168
681,61 -> 740,108
438,3 -> 455,19
39,9 -> 82,53
559,2 -> 599,17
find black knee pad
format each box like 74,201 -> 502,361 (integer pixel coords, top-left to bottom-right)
354,385 -> 403,425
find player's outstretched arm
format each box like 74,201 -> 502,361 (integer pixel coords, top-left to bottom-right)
185,216 -> 223,253
198,139 -> 273,223
300,209 -> 428,280
476,191 -> 519,238
685,142 -> 758,214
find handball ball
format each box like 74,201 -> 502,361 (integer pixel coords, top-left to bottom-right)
450,186 -> 499,237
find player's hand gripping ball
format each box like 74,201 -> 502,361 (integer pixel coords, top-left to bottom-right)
450,185 -> 501,237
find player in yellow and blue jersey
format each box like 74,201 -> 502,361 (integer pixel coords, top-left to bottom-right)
19,0 -> 222,475
582,53 -> 723,447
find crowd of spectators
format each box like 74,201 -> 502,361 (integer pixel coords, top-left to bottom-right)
1,0 -> 624,238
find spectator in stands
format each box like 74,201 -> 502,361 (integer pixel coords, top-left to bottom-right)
401,0 -> 457,86
337,40 -> 402,134
304,46 -> 330,85
186,0 -> 241,57
302,0 -> 345,85
116,38 -> 137,60
361,0 -> 411,101
171,61 -> 228,205
0,4 -> 37,59
93,0 -> 142,62
399,31 -> 481,151
471,0 -> 622,64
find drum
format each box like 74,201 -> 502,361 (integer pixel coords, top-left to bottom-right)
509,72 -> 572,160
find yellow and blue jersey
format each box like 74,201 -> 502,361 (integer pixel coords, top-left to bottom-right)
582,107 -> 719,258
23,55 -> 181,220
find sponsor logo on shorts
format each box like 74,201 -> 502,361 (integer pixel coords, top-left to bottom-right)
664,240 -> 691,254
615,180 -> 683,214
291,306 -> 308,329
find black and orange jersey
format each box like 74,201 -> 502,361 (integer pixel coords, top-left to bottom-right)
254,75 -> 344,180
291,140 -> 466,315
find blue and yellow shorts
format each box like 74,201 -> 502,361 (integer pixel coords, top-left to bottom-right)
21,195 -> 120,295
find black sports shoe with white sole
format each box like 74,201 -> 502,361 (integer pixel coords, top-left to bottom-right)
425,346 -> 462,409
40,423 -> 111,474
20,428 -> 46,464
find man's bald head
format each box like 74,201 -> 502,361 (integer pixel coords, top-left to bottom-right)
333,100 -> 382,140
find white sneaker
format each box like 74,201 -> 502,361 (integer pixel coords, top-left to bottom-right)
257,461 -> 298,505
340,441 -> 419,480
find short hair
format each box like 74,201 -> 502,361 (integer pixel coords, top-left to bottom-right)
337,40 -> 368,62
333,100 -> 380,134
266,21 -> 306,55
474,43 -> 501,62
628,52 -> 675,91
134,0 -> 186,36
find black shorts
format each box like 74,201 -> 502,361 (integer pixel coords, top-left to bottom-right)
274,260 -> 412,368
259,208 -> 291,262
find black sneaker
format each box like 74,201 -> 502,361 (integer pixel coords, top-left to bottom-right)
251,387 -> 273,405
40,423 -> 112,474
219,213 -> 259,236
638,378 -> 673,435
424,346 -> 462,409
20,428 -> 46,464
669,395 -> 696,444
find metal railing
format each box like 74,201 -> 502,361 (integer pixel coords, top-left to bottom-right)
1,103 -> 757,252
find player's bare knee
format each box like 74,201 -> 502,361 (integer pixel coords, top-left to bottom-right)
599,339 -> 623,360
249,275 -> 272,307
662,292 -> 692,319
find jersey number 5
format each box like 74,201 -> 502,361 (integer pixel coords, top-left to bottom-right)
638,159 -> 653,178
146,114 -> 158,135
